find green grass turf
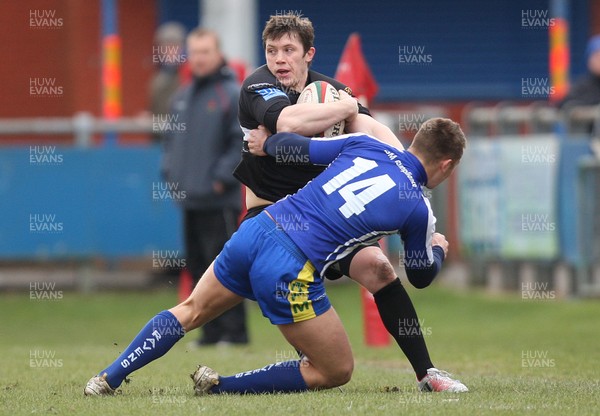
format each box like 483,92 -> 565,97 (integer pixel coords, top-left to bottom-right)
1,282 -> 599,415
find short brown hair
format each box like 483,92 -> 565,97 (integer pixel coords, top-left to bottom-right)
262,13 -> 315,54
410,118 -> 466,164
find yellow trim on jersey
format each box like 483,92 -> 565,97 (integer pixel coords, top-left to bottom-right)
288,260 -> 317,322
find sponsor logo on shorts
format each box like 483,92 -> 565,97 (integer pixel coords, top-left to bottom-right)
288,261 -> 317,322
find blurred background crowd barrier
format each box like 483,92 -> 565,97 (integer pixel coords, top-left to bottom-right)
1,0 -> 599,297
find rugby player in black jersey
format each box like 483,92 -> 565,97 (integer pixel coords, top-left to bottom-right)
234,12 -> 467,392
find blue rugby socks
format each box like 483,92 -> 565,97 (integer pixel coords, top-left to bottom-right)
211,361 -> 309,394
96,311 -> 309,394
99,310 -> 185,389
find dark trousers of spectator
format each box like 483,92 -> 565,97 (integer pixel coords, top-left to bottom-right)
184,208 -> 248,345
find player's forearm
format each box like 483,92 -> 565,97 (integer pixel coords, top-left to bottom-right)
346,114 -> 403,150
263,132 -> 347,166
276,102 -> 354,135
263,132 -> 311,165
404,246 -> 445,289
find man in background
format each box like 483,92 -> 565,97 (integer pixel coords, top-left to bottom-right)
560,34 -> 600,137
149,22 -> 186,143
561,34 -> 600,109
162,28 -> 248,346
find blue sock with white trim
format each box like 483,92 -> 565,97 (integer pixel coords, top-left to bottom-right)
99,310 -> 185,389
211,361 -> 309,394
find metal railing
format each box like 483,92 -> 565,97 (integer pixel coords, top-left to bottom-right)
463,101 -> 600,137
0,112 -> 153,146
577,157 -> 600,296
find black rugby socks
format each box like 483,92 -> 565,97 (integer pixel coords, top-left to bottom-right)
373,278 -> 433,380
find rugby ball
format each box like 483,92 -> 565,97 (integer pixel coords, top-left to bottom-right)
297,81 -> 345,137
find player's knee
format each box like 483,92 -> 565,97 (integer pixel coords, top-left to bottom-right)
336,360 -> 354,386
324,359 -> 354,388
351,252 -> 396,294
369,254 -> 396,285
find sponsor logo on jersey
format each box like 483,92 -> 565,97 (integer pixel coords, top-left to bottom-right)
384,149 -> 398,160
255,87 -> 287,101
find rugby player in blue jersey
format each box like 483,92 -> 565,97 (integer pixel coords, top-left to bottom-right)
235,12 -> 467,392
84,118 -> 468,396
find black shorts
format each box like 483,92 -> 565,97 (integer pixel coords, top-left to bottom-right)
325,241 -> 380,280
242,204 -> 378,280
242,204 -> 272,222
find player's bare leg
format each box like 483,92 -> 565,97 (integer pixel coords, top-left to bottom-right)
170,263 -> 244,331
277,307 -> 353,389
85,262 -> 242,396
192,307 -> 353,394
347,246 -> 396,293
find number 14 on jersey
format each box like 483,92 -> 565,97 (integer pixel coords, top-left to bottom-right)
321,157 -> 395,218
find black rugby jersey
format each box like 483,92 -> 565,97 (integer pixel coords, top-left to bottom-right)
233,65 -> 370,202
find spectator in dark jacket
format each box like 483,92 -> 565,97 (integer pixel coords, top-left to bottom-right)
560,35 -> 600,108
162,28 -> 247,346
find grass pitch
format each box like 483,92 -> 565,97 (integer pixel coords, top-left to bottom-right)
1,282 -> 599,415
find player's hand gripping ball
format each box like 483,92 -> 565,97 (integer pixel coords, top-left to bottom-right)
297,81 -> 346,137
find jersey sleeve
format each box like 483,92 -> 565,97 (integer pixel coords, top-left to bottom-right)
400,198 -> 444,289
357,102 -> 370,116
263,133 -> 355,166
240,81 -> 290,133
